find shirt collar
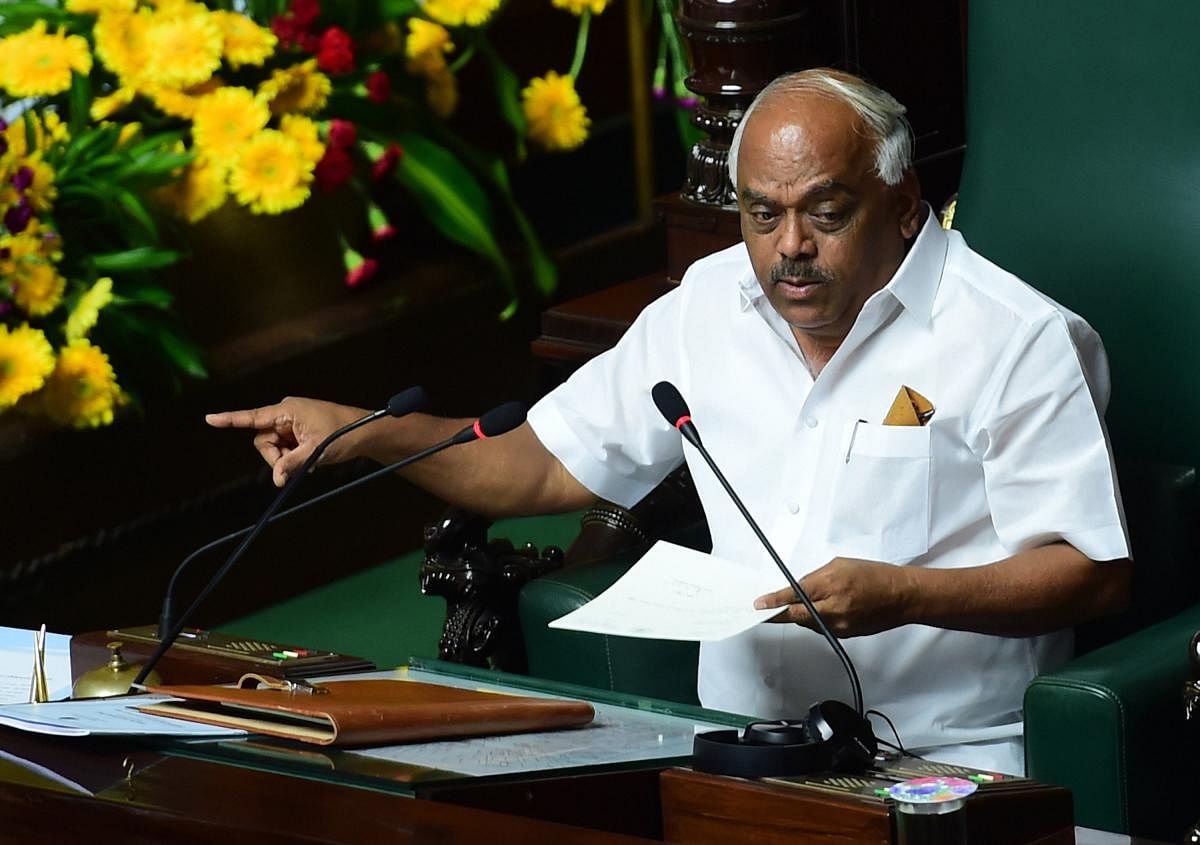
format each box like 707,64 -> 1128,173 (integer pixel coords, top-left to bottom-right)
735,203 -> 948,324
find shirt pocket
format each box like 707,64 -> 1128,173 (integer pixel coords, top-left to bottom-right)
826,420 -> 932,563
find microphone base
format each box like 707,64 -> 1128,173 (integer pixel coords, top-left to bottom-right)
692,700 -> 878,777
71,627 -> 375,687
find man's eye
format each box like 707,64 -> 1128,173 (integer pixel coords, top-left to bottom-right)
751,210 -> 777,224
812,208 -> 848,225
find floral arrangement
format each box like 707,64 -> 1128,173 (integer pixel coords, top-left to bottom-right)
0,0 -> 608,428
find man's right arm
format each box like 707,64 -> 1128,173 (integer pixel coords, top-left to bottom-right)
205,397 -> 598,519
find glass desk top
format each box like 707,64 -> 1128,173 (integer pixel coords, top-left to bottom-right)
157,659 -> 749,796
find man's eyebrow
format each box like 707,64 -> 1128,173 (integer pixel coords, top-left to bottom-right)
739,187 -> 771,205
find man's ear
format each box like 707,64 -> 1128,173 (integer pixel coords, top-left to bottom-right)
895,170 -> 923,239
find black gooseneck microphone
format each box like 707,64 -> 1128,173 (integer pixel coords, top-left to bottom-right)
651,380 -> 877,775
132,396 -> 527,689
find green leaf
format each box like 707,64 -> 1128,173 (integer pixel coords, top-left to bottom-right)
112,281 -> 174,310
112,188 -> 159,241
114,150 -> 193,183
388,132 -> 515,297
483,158 -> 557,297
379,0 -> 420,17
153,325 -> 208,379
123,130 -> 188,160
92,247 -> 181,272
0,5 -> 69,34
68,71 -> 90,137
476,39 -> 527,160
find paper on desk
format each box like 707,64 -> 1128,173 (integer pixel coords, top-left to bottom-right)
0,626 -> 73,703
547,541 -> 786,641
0,696 -> 247,738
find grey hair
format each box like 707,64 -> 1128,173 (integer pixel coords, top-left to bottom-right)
726,69 -> 914,187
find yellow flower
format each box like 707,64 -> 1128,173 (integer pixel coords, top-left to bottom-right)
551,0 -> 609,13
0,21 -> 93,98
143,76 -> 222,119
213,11 -> 277,69
0,324 -> 55,410
420,0 -> 502,28
91,87 -> 137,120
405,19 -> 454,76
1,112 -> 68,161
116,121 -> 142,147
93,10 -> 153,85
191,86 -> 269,161
21,157 -> 58,213
12,259 -> 67,318
279,115 -> 324,166
1,221 -> 60,267
229,130 -> 311,214
257,60 -> 331,115
426,67 -> 458,118
521,71 -> 590,151
143,10 -> 223,89
154,154 -> 227,222
65,277 -> 114,342
66,0 -> 137,12
40,339 -> 126,429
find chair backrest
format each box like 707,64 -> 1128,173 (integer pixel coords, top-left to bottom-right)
954,0 -> 1200,467
953,0 -> 1200,642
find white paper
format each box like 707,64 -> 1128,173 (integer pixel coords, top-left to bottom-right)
548,541 -> 786,641
0,626 -> 73,704
0,696 -> 247,738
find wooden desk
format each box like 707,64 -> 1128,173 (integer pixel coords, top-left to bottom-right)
0,730 -> 658,845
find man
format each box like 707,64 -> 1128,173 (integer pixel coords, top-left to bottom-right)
208,69 -> 1131,774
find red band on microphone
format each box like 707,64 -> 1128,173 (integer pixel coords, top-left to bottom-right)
676,415 -> 692,430
473,419 -> 485,440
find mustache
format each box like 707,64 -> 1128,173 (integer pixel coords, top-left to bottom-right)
769,260 -> 835,285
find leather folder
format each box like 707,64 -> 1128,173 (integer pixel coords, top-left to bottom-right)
138,674 -> 595,747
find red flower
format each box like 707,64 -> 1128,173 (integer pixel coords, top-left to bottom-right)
316,26 -> 355,74
290,0 -> 322,27
372,223 -> 398,244
297,31 -> 320,53
327,119 -> 357,149
365,71 -> 392,104
314,146 -> 354,193
345,257 -> 379,289
270,15 -> 300,47
370,142 -> 403,181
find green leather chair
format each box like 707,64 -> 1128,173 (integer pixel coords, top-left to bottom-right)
520,1 -> 1200,838
952,1 -> 1200,838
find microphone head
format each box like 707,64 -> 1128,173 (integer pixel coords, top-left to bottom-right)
652,381 -> 690,429
387,386 -> 429,418
477,401 -> 527,438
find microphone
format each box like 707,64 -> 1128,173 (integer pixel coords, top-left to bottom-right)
652,381 -> 876,775
131,397 -> 527,688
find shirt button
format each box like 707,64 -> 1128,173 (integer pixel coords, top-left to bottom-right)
787,502 -> 800,515
805,416 -> 819,428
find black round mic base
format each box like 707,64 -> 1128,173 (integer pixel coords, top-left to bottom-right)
691,700 -> 878,778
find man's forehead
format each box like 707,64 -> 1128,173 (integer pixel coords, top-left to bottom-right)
739,93 -> 872,187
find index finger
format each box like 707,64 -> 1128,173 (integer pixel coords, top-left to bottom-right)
205,406 -> 287,430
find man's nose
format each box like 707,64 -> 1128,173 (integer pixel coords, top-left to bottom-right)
777,215 -> 815,258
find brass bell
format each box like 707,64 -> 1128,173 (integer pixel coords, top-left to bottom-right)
72,641 -> 162,699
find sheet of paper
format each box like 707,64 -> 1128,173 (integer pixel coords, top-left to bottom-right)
0,626 -> 73,704
0,696 -> 247,738
548,541 -> 786,641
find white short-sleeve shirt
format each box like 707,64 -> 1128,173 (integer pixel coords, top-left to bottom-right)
527,212 -> 1130,772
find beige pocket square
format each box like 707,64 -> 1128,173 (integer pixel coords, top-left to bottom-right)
883,385 -> 935,426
